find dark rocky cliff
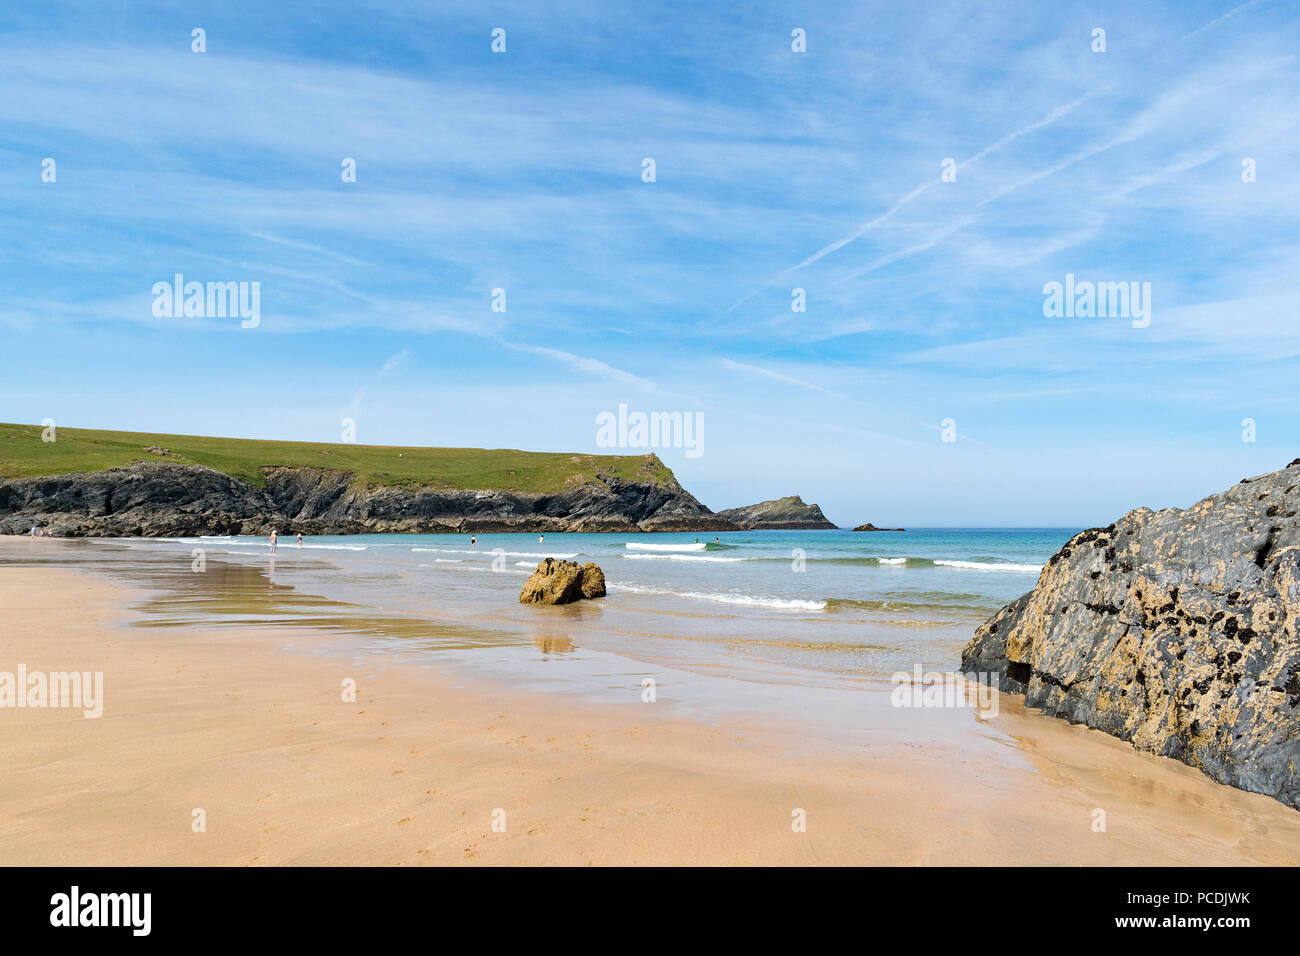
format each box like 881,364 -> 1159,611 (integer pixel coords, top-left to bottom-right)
716,495 -> 837,530
962,459 -> 1300,810
0,461 -> 738,535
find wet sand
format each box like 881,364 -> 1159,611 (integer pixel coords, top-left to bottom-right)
2,544 -> 1300,864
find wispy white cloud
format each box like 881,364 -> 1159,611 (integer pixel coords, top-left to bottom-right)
348,348 -> 411,416
729,92 -> 1101,310
3,0 -> 1300,524
1181,0 -> 1271,41
499,341 -> 657,391
720,358 -> 851,400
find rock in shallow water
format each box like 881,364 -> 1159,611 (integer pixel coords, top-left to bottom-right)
961,458 -> 1300,810
519,558 -> 607,605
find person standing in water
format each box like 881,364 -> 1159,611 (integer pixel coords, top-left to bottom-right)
538,534 -> 544,544
270,529 -> 278,554
296,532 -> 303,549
471,535 -> 477,546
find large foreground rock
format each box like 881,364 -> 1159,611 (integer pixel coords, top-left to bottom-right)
962,458 -> 1300,810
519,559 -> 607,605
716,495 -> 837,530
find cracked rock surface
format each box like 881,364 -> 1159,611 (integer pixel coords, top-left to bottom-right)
962,458 -> 1300,809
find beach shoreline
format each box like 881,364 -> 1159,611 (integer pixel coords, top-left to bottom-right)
3,540 -> 1300,865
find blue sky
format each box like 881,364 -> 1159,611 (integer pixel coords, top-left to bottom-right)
2,0 -> 1298,526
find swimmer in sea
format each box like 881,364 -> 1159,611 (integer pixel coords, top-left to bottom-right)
270,529 -> 278,553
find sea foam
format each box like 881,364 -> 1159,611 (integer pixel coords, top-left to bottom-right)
612,582 -> 826,611
624,542 -> 708,552
933,559 -> 1041,573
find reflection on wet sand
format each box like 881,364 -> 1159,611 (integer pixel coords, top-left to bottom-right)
0,539 -> 503,648
531,633 -> 577,654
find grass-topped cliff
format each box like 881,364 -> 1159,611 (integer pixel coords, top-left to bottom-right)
0,422 -> 730,535
0,422 -> 676,493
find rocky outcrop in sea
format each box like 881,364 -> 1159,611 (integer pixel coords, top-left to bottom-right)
961,459 -> 1300,810
0,461 -> 739,536
716,495 -> 837,530
519,558 -> 607,605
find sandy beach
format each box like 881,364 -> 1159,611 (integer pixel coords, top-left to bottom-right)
3,540 -> 1300,866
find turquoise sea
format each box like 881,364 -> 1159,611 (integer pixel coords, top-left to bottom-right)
1,528 -> 1078,731
73,527 -> 1077,688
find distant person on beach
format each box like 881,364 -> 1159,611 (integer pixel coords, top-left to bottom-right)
296,533 -> 303,549
270,530 -> 278,553
29,526 -> 36,537
471,535 -> 477,546
715,536 -> 720,544
539,535 -> 544,544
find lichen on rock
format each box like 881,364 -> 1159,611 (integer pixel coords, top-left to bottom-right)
961,458 -> 1300,810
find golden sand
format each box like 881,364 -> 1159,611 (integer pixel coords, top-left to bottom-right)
2,554 -> 1299,865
